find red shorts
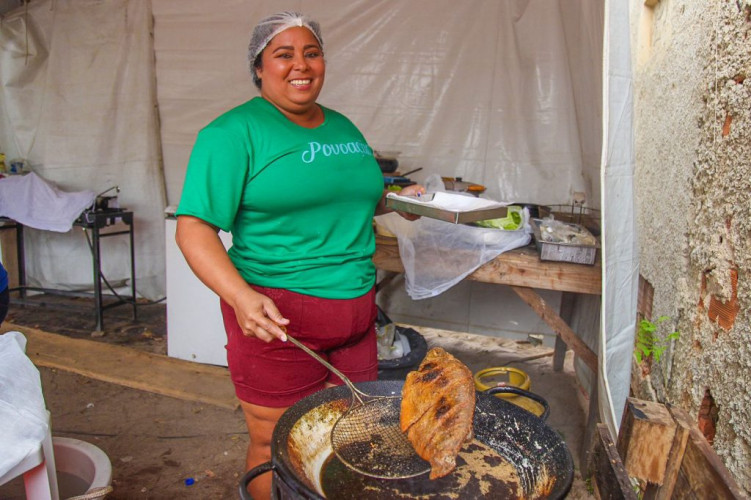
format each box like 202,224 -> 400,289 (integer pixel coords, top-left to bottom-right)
221,286 -> 378,408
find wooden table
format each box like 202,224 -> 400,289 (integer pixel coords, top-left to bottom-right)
373,235 -> 601,372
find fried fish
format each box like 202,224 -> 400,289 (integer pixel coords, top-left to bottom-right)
400,347 -> 476,479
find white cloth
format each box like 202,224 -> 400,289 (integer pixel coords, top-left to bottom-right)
0,172 -> 95,232
0,331 -> 49,480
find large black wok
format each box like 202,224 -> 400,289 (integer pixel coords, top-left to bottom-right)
240,380 -> 573,499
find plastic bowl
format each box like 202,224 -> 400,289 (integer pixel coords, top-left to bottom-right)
473,366 -> 531,399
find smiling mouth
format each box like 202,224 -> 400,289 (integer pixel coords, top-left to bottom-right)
290,79 -> 312,87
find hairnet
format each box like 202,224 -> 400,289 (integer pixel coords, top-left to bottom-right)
248,11 -> 324,84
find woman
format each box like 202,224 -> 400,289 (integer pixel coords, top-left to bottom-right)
175,11 -> 423,499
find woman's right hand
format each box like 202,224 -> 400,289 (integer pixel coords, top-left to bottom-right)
231,287 -> 290,342
175,215 -> 290,343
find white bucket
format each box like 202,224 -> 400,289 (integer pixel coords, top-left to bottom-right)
52,437 -> 113,499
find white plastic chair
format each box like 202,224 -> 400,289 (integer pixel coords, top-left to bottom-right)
0,410 -> 60,500
0,331 -> 60,500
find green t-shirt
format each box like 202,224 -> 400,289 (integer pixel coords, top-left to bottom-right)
176,97 -> 384,299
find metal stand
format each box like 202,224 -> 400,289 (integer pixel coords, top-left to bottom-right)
0,210 -> 137,332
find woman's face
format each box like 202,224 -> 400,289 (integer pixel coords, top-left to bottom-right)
256,26 -> 325,119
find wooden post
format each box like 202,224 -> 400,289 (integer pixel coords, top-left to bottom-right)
647,404 -> 690,499
554,292 -> 577,371
580,374 -> 600,472
590,423 -> 638,500
616,398 -> 676,485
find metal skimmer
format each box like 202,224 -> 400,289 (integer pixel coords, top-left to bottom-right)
285,335 -> 430,479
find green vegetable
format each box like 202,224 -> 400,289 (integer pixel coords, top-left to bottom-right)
475,206 -> 523,230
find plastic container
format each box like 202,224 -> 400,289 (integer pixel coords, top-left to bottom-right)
375,307 -> 428,380
53,437 -> 113,499
473,367 -> 531,398
8,158 -> 26,175
531,218 -> 598,265
474,367 -> 545,416
377,326 -> 428,380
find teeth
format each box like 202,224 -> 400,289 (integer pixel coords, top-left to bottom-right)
290,79 -> 311,85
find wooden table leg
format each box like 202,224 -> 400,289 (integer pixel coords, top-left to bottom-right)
510,286 -> 601,469
554,292 -> 577,371
510,285 -> 597,373
581,371 -> 600,470
375,271 -> 399,293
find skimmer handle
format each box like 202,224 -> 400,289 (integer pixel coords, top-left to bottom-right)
285,335 -> 364,403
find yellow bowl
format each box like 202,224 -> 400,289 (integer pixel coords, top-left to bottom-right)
473,367 -> 531,399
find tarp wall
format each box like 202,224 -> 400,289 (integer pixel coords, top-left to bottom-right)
599,0 -> 638,433
0,0 -> 166,298
0,0 -> 637,433
154,0 -> 603,208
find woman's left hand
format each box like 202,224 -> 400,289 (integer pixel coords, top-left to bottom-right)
389,184 -> 425,221
398,184 -> 425,198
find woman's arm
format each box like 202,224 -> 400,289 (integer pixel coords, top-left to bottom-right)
175,215 -> 288,342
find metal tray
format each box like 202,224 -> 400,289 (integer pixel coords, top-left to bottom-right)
385,196 -> 508,224
531,218 -> 598,265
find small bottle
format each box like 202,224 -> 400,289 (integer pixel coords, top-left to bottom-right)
0,153 -> 6,173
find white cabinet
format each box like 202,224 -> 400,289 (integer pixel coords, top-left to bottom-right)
164,215 -> 229,366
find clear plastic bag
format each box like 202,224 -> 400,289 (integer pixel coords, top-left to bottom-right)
375,208 -> 531,300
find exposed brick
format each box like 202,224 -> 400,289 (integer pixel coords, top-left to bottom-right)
722,113 -> 733,137
697,389 -> 719,445
707,268 -> 740,331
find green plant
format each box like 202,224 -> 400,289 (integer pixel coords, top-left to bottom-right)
634,316 -> 680,363
584,476 -> 594,495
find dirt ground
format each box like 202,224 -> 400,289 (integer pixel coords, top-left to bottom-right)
0,295 -> 595,499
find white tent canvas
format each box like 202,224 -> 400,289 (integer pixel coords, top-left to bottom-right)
0,0 -> 636,434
